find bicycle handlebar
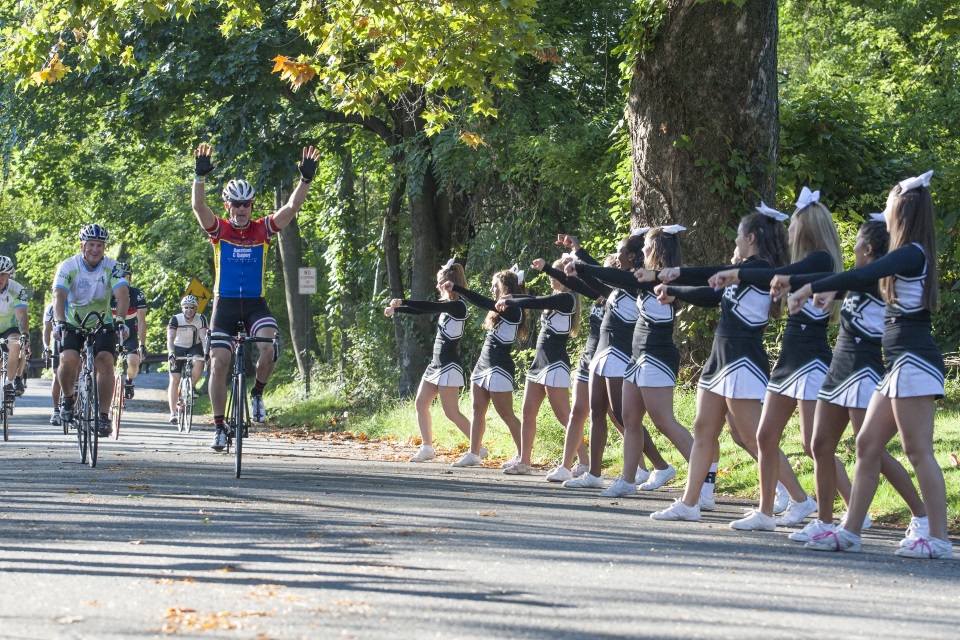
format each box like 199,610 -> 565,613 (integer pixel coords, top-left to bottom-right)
70,311 -> 111,332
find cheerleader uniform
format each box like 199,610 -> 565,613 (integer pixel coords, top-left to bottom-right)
788,272 -> 884,409
809,243 -> 945,399
737,251 -> 835,400
577,264 -> 679,388
503,292 -> 577,388
541,256 -> 610,384
452,284 -> 523,393
575,264 -> 639,378
393,299 -> 468,387
664,258 -> 774,399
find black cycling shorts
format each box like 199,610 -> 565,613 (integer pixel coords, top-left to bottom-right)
61,326 -> 119,358
171,344 -> 204,375
209,297 -> 278,351
121,320 -> 140,352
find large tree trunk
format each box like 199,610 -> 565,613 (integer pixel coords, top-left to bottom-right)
274,187 -> 316,378
627,0 -> 779,263
390,92 -> 446,398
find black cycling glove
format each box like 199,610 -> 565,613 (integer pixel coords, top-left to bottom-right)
297,156 -> 317,183
195,151 -> 215,177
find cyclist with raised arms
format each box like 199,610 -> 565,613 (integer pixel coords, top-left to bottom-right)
167,295 -> 209,424
192,143 -> 318,451
111,262 -> 148,399
52,224 -> 130,437
0,256 -> 30,404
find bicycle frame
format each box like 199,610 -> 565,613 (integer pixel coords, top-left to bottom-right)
173,355 -> 199,434
215,322 -> 279,478
66,311 -> 114,468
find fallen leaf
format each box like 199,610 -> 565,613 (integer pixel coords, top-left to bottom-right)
477,510 -> 497,517
950,453 -> 959,467
214,565 -> 241,573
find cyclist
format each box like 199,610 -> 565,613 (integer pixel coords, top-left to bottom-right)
166,295 -> 209,424
111,262 -> 148,399
42,302 -> 62,425
0,256 -> 30,404
52,224 -> 130,437
192,143 -> 318,450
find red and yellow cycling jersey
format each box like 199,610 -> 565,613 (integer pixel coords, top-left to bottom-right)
205,215 -> 279,298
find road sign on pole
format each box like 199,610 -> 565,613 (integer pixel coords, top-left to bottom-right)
297,267 -> 316,395
185,278 -> 212,313
298,268 -> 317,295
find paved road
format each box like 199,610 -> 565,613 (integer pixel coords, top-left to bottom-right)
1,373 -> 957,639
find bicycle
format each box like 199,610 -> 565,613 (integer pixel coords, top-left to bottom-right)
109,347 -> 128,440
215,322 -> 279,478
173,355 -> 199,434
0,333 -> 28,442
65,311 -> 114,468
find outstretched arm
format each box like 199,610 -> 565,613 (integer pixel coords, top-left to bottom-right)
191,143 -> 218,230
272,147 -> 319,231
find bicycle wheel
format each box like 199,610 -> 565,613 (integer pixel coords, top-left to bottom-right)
177,376 -> 188,433
88,370 -> 99,469
1,352 -> 7,441
185,386 -> 194,434
111,372 -> 123,440
233,374 -> 245,478
77,383 -> 88,464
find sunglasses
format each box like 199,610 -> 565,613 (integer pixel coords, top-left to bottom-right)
229,200 -> 253,208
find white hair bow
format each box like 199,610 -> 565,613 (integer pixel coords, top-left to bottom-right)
510,263 -> 525,284
442,256 -> 456,269
794,186 -> 820,211
631,226 -> 650,237
898,170 -> 934,193
662,224 -> 686,235
868,213 -> 886,225
756,201 -> 788,221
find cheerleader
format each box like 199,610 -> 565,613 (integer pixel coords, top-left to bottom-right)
577,226 -> 700,497
494,260 -> 580,475
708,189 -> 844,530
782,217 -> 926,543
447,268 -> 529,468
538,243 -> 618,482
650,207 -> 790,521
793,171 -> 951,558
564,230 -> 672,489
385,258 -> 473,462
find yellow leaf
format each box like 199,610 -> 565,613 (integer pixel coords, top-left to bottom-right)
459,132 -> 486,149
271,55 -> 290,73
119,46 -> 136,67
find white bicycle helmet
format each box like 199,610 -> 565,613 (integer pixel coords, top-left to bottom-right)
0,256 -> 13,274
221,179 -> 256,202
79,223 -> 109,242
116,261 -> 133,276
181,295 -> 199,307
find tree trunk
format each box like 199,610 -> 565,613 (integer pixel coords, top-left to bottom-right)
627,0 -> 779,264
274,187 -> 315,378
382,174 -> 416,395
337,147 -> 360,381
391,92 -> 445,398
